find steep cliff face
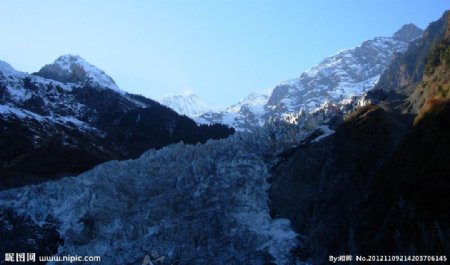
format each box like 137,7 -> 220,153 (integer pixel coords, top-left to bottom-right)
354,16 -> 450,255
269,104 -> 410,263
269,11 -> 450,263
369,11 -> 450,114
414,29 -> 450,120
355,98 -> 450,257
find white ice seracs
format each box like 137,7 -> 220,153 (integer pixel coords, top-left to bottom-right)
0,122 -> 315,264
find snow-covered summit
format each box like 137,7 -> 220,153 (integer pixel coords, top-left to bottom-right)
198,88 -> 272,131
160,91 -> 221,117
0,60 -> 22,77
392,23 -> 423,42
228,89 -> 273,113
195,24 -> 423,131
264,24 -> 423,120
35,54 -> 123,93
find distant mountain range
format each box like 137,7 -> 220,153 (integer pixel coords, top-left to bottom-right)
0,55 -> 233,189
161,23 -> 423,131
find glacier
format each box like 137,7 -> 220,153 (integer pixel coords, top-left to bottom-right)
0,119 -> 327,264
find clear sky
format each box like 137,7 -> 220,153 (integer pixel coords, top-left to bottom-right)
0,1 -> 448,105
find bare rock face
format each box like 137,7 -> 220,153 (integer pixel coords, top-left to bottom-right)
392,23 -> 424,42
35,55 -> 120,91
370,11 -> 450,113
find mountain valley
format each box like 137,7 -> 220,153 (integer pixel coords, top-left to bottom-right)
0,9 -> 449,265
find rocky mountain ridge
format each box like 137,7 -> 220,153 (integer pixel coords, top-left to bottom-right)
163,24 -> 423,131
0,56 -> 234,189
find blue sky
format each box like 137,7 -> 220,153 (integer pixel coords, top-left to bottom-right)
0,1 -> 448,105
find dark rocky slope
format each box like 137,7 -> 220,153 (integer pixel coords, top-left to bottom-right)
270,104 -> 412,263
356,98 -> 450,257
269,10 -> 450,263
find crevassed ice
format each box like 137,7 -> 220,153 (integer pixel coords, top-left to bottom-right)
0,122 -> 315,265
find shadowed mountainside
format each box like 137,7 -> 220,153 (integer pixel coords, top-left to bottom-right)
269,10 -> 450,263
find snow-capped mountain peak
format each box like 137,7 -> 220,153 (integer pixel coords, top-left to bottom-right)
196,24 -> 423,131
0,60 -> 22,77
263,24 -> 423,119
197,88 -> 273,131
0,56 -> 235,186
392,23 -> 423,42
160,91 -> 221,117
35,54 -> 123,93
53,54 -> 87,70
228,89 -> 272,113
